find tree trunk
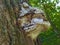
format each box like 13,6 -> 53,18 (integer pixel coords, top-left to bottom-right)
0,0 -> 26,45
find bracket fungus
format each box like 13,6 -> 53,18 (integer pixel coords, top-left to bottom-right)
18,2 -> 51,45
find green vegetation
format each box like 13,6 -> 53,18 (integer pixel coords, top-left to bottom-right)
38,28 -> 60,45
29,0 -> 60,45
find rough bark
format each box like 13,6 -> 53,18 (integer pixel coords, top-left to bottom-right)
0,0 -> 26,45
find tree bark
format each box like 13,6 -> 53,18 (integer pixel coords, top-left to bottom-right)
0,0 -> 26,45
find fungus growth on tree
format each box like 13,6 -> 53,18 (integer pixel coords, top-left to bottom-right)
18,2 -> 50,45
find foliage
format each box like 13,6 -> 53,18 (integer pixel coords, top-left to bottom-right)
29,0 -> 60,45
38,28 -> 60,45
